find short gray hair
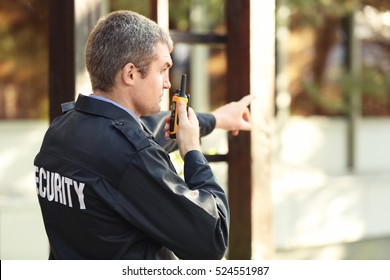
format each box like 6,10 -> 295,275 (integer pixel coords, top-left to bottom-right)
85,10 -> 173,92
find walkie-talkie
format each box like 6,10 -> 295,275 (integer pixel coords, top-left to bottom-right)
169,74 -> 189,139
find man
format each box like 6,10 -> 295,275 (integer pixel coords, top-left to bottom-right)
34,10 -> 253,260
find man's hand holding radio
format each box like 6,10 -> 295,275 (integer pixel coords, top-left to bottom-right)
167,100 -> 201,159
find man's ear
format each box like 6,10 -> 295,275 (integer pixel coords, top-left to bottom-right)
121,62 -> 136,86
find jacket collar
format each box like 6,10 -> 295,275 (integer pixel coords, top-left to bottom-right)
74,94 -> 140,126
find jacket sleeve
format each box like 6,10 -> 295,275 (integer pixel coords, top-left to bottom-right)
115,146 -> 229,260
140,111 -> 216,153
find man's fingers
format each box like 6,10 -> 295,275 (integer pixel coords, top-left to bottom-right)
240,120 -> 252,131
243,107 -> 251,121
164,121 -> 170,132
238,94 -> 256,107
237,102 -> 252,131
186,107 -> 197,124
232,130 -> 239,136
177,100 -> 188,122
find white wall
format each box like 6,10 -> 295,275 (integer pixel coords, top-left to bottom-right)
273,116 -> 390,257
275,116 -> 390,173
0,120 -> 49,259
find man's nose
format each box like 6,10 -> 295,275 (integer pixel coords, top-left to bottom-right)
164,77 -> 171,89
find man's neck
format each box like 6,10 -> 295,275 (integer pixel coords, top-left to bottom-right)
93,89 -> 139,118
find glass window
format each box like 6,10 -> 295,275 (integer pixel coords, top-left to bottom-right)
169,0 -> 226,35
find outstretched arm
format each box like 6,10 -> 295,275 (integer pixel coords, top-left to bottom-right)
141,94 -> 254,152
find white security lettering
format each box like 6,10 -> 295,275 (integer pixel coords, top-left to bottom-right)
34,166 -> 87,210
46,170 -> 54,201
64,177 -> 73,208
61,176 -> 66,205
39,167 -> 46,198
35,166 -> 39,194
73,181 -> 86,210
54,172 -> 62,204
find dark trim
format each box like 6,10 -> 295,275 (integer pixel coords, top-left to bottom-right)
170,30 -> 227,45
49,0 -> 75,121
204,154 -> 228,162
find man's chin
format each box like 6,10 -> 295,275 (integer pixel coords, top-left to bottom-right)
143,107 -> 161,116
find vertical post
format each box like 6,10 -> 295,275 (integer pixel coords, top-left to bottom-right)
250,0 -> 275,260
150,0 -> 169,30
49,0 -> 75,121
151,0 -> 170,110
226,0 -> 251,260
74,0 -> 108,96
226,0 -> 275,259
345,0 -> 361,171
189,0 -> 210,113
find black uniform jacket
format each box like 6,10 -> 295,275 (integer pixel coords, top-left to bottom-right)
34,94 -> 229,260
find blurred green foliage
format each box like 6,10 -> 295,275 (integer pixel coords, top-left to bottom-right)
279,0 -> 390,116
304,68 -> 390,115
110,0 -> 151,17
169,0 -> 225,32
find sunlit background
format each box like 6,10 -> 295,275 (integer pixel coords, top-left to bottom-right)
0,0 -> 389,259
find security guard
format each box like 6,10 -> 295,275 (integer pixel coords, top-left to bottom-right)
34,10 -> 253,260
